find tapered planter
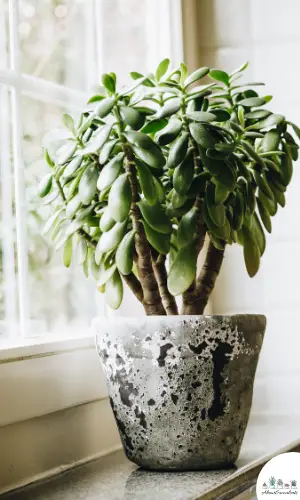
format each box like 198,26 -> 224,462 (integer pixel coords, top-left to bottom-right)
94,314 -> 266,471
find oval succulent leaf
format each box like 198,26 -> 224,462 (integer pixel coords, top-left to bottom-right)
156,118 -> 182,146
177,207 -> 198,247
98,221 -> 127,253
106,270 -> 123,310
138,199 -> 172,234
97,152 -> 124,191
167,243 -> 197,296
141,118 -> 168,134
206,183 -> 226,227
260,130 -> 280,153
239,97 -> 266,107
143,220 -> 170,254
79,163 -> 98,205
209,69 -> 229,86
136,159 -> 157,205
186,111 -> 216,122
95,97 -> 115,118
99,139 -> 118,165
243,226 -> 260,277
168,132 -> 189,167
39,173 -> 53,198
173,152 -> 194,195
80,124 -> 112,155
189,123 -> 216,149
99,208 -> 116,232
184,67 -> 209,87
132,144 -> 165,169
155,58 -> 170,81
120,106 -> 144,130
108,173 -> 132,222
155,98 -> 181,119
116,230 -> 135,275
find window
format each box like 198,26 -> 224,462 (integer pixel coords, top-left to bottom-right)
0,0 -> 183,342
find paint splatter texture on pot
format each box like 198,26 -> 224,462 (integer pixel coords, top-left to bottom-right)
95,315 -> 266,470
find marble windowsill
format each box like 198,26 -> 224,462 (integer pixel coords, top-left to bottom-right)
1,415 -> 299,500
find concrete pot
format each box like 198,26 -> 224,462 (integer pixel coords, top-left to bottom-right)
94,314 -> 266,470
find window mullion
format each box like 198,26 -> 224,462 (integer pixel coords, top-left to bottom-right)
8,0 -> 30,337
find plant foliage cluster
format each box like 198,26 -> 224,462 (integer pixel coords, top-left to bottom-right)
40,60 -> 300,315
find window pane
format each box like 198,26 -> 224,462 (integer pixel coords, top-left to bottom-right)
99,0 -> 150,85
0,85 -> 18,337
22,96 -> 102,336
19,0 -> 94,90
0,0 -> 9,70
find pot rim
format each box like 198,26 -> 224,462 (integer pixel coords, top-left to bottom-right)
93,313 -> 266,324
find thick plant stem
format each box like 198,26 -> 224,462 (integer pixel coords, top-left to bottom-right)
123,145 -> 166,316
151,251 -> 178,315
182,240 -> 225,315
121,273 -> 144,303
181,200 -> 206,314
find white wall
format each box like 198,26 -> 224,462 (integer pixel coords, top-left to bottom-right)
189,0 -> 300,417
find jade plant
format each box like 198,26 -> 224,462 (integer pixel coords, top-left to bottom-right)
39,60 -> 300,315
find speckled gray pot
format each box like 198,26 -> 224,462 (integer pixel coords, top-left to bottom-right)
94,314 -> 266,471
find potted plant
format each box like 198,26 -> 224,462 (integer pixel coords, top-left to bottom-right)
39,60 -> 299,470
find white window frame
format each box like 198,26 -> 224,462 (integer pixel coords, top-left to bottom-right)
0,0 -> 183,491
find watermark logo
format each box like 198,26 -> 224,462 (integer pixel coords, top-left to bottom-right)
257,453 -> 300,498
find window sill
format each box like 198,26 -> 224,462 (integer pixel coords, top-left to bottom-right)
0,332 -> 106,427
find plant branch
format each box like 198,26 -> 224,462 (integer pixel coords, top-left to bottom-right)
151,250 -> 178,315
182,238 -> 225,315
122,142 -> 166,316
121,272 -> 144,303
181,199 -> 206,314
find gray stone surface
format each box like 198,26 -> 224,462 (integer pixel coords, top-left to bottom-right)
94,315 -> 266,470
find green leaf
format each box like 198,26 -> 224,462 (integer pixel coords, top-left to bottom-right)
97,152 -> 124,191
209,69 -> 229,86
108,173 -> 132,222
125,130 -> 155,149
156,118 -> 182,145
241,140 -> 264,165
136,159 -> 157,205
63,237 -> 73,268
289,121 -> 300,140
138,199 -> 172,234
245,109 -> 271,120
257,197 -> 272,233
43,208 -> 64,236
186,111 -> 216,122
177,207 -> 198,247
203,203 -> 230,240
210,108 -> 231,122
180,62 -> 189,85
98,221 -> 127,253
63,156 -> 83,179
87,95 -> 105,104
171,190 -> 187,209
132,144 -> 165,169
80,123 -> 113,155
121,75 -> 154,96
106,270 -> 123,310
45,149 -> 54,167
280,150 -> 293,186
252,213 -> 266,256
230,61 -> 249,77
99,207 -> 115,232
65,193 -> 81,218
184,67 -> 210,87
97,258 -> 117,285
173,152 -> 194,195
39,174 -> 53,198
99,139 -> 118,165
141,118 -> 168,134
258,189 -> 277,217
206,183 -> 225,227
130,72 -> 155,87
116,230 -> 135,275
143,220 -> 170,254
215,183 -> 229,203
239,97 -> 266,107
189,123 -> 216,149
155,98 -> 181,119
238,106 -> 245,127
260,130 -> 280,153
247,114 -> 285,131
79,163 -> 98,205
153,177 -> 165,203
232,190 -> 244,231
102,73 -> 115,94
77,238 -> 88,265
62,113 -> 75,134
253,171 -> 274,201
155,58 -> 170,81
57,142 -> 77,165
120,106 -> 145,130
243,226 -> 260,277
168,132 -> 189,167
95,97 -> 115,118
167,243 -> 197,295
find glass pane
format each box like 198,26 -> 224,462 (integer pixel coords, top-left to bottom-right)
19,0 -> 93,90
0,85 -> 18,337
0,0 -> 9,70
100,0 -> 150,85
22,95 -> 102,336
